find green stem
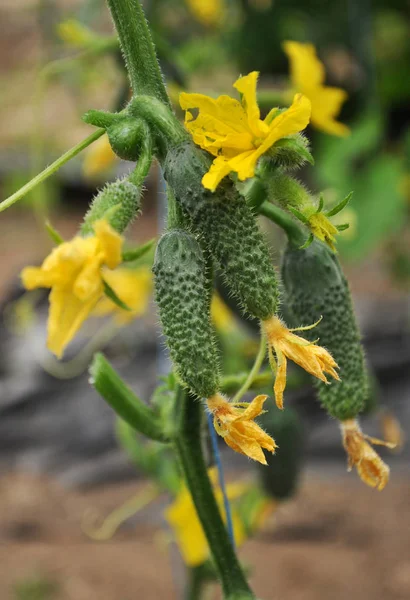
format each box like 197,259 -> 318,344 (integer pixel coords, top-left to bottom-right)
232,330 -> 266,403
221,370 -> 273,395
128,95 -> 187,157
128,124 -> 154,187
0,129 -> 104,213
90,353 -> 169,443
258,201 -> 305,247
105,0 -> 169,105
173,388 -> 255,600
184,567 -> 209,600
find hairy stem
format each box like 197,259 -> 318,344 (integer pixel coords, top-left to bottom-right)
105,0 -> 169,105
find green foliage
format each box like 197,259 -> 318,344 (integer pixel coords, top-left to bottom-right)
13,576 -> 58,600
281,240 -> 369,421
153,229 -> 220,398
164,141 -> 279,321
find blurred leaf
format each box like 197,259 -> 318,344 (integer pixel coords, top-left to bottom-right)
338,155 -> 405,260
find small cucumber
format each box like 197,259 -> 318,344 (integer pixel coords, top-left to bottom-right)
281,240 -> 368,421
153,229 -> 220,398
164,141 -> 279,321
81,180 -> 141,235
257,401 -> 304,500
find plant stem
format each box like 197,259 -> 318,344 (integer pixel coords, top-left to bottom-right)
258,201 -> 306,247
0,129 -> 104,213
173,387 -> 255,600
232,330 -> 266,403
184,567 -> 209,600
90,353 -> 169,443
105,0 -> 169,105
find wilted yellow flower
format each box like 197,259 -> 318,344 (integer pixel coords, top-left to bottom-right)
57,18 -> 97,48
283,41 -> 350,137
379,410 -> 405,453
185,0 -> 225,27
93,266 -> 152,324
180,72 -> 311,191
165,467 -> 245,567
83,135 -> 117,179
206,393 -> 277,464
211,293 -> 236,332
341,419 -> 395,490
308,212 -> 339,252
21,220 -> 123,358
263,316 -> 339,409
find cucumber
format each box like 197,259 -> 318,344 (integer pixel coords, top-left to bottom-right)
153,229 -> 220,398
164,141 -> 279,321
281,239 -> 368,421
256,401 -> 304,500
81,180 -> 141,235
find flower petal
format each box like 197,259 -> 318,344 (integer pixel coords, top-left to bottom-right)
202,156 -> 233,191
283,41 -> 325,90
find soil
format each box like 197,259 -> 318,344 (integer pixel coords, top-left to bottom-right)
1,470 -> 409,600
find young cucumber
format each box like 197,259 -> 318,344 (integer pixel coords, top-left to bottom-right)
164,141 -> 279,321
153,229 -> 220,399
281,239 -> 369,421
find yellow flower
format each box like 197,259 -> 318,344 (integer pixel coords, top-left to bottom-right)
165,468 -> 245,567
93,266 -> 153,324
57,19 -> 97,48
206,393 -> 277,464
340,419 -> 395,490
180,72 -> 311,191
263,316 -> 339,409
308,212 -> 339,252
21,220 -> 123,358
83,135 -> 117,179
211,293 -> 236,332
283,41 -> 350,137
379,410 -> 405,453
185,0 -> 225,27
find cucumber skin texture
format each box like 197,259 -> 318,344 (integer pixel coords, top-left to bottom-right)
164,141 -> 278,321
281,240 -> 368,421
81,180 -> 141,235
153,229 -> 220,399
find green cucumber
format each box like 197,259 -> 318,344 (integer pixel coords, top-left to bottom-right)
81,180 -> 141,235
257,401 -> 304,500
153,229 -> 220,398
164,141 -> 279,321
281,239 -> 368,421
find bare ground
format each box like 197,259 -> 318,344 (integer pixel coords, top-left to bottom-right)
1,470 -> 410,600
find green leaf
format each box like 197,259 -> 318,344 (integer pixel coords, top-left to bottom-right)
299,233 -> 314,249
122,238 -> 156,262
102,279 -> 131,311
336,223 -> 350,232
45,220 -> 64,245
326,191 -> 353,217
288,206 -> 309,224
317,195 -> 324,213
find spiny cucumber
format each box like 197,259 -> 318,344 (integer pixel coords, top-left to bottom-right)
153,229 -> 220,398
164,141 -> 279,321
281,239 -> 368,421
81,180 -> 141,235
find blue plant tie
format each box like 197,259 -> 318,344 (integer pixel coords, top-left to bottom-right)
206,411 -> 235,547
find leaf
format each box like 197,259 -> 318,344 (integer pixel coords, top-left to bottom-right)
122,238 -> 156,262
288,206 -> 309,224
45,221 -> 64,245
102,279 -> 132,311
326,191 -> 353,217
336,223 -> 350,232
316,195 -> 324,214
299,233 -> 314,250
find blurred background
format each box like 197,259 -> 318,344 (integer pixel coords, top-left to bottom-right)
1,0 -> 410,598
